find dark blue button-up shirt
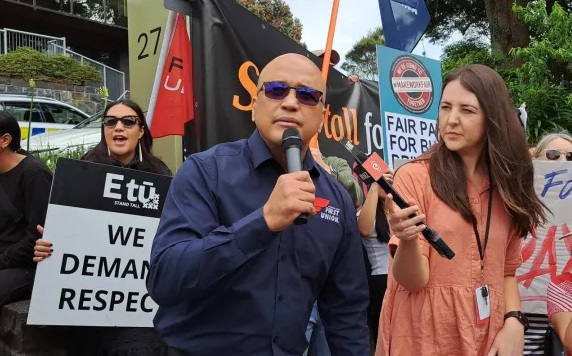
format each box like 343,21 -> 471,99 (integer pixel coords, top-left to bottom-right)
148,130 -> 369,356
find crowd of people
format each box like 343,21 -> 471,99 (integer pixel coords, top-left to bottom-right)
0,52 -> 571,356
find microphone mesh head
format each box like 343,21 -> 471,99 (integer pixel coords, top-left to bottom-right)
282,128 -> 302,150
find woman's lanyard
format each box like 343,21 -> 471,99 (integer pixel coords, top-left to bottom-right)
472,173 -> 493,298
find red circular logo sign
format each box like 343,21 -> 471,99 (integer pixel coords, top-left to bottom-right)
390,56 -> 434,114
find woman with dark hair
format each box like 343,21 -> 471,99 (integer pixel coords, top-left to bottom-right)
357,173 -> 393,349
33,99 -> 171,262
377,64 -> 548,356
82,99 -> 171,175
0,111 -> 52,306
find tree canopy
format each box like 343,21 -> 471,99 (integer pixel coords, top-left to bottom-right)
425,0 -> 571,55
441,0 -> 572,144
236,0 -> 303,43
340,27 -> 385,80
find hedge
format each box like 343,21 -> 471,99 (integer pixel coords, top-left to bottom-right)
0,47 -> 102,85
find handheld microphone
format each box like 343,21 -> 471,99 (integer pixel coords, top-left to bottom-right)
341,139 -> 455,260
281,128 -> 308,225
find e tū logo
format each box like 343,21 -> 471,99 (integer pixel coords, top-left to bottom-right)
103,173 -> 160,210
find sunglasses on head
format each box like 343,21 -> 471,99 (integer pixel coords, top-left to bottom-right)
259,81 -> 323,106
544,149 -> 572,161
102,115 -> 140,128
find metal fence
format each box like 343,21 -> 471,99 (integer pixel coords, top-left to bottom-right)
0,28 -> 65,54
47,42 -> 125,100
0,28 -> 126,100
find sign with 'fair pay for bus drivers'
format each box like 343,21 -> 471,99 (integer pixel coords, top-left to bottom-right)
376,46 -> 442,169
27,158 -> 171,327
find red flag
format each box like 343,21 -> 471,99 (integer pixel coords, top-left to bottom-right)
147,12 -> 194,138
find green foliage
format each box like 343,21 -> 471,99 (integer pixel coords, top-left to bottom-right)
441,38 -> 510,76
512,0 -> 572,85
424,0 -> 571,44
424,0 -> 489,43
0,48 -> 102,85
511,83 -> 572,142
236,0 -> 303,43
511,0 -> 572,143
31,0 -> 127,27
34,146 -> 87,171
340,27 -> 385,80
440,1 -> 572,145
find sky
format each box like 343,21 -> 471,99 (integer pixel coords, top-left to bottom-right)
284,0 -> 450,71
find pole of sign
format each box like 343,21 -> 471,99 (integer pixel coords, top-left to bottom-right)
320,0 -> 340,81
310,0 -> 341,149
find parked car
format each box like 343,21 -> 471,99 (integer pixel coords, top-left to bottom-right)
0,94 -> 90,139
21,111 -> 102,154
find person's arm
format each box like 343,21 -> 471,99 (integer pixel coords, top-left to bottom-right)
503,231 -> 524,313
357,184 -> 379,237
391,235 -> 429,292
147,156 -> 278,307
386,165 -> 430,292
547,277 -> 572,352
503,232 -> 524,314
503,276 -> 524,327
318,195 -> 370,355
0,163 -> 51,269
551,312 -> 572,351
324,156 -> 364,207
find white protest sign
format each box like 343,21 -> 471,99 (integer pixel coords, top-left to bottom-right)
28,158 -> 172,327
517,160 -> 572,315
383,111 -> 438,166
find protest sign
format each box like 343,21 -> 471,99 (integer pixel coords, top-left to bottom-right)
376,46 -> 441,169
28,158 -> 171,327
517,160 -> 572,315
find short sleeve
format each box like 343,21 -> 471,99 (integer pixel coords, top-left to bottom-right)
504,230 -> 523,276
388,162 -> 431,258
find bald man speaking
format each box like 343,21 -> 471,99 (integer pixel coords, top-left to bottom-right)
147,53 -> 370,356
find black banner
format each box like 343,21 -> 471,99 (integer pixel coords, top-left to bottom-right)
50,158 -> 172,218
185,0 -> 383,164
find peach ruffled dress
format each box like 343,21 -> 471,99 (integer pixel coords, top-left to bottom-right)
376,162 -> 522,356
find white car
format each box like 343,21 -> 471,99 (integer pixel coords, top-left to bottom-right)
0,94 -> 90,139
22,111 -> 102,154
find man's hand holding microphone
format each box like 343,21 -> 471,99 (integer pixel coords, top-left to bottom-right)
263,171 -> 317,232
263,128 -> 317,232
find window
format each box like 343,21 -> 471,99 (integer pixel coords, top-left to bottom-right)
75,111 -> 104,129
1,102 -> 44,122
42,103 -> 86,125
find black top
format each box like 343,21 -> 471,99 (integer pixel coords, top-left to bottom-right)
0,156 -> 52,270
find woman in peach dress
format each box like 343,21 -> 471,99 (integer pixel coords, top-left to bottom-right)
377,65 -> 548,356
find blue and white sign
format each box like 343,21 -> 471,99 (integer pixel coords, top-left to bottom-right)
376,45 -> 442,168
